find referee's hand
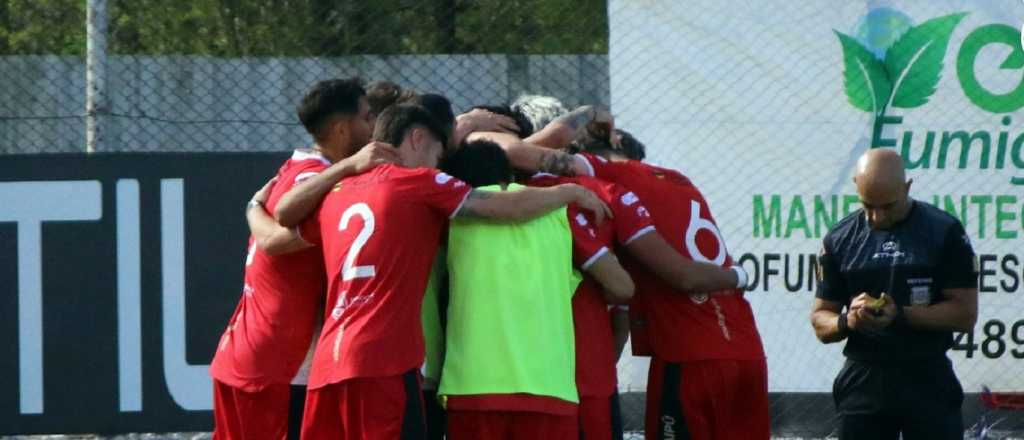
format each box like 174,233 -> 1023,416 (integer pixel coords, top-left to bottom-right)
849,293 -> 896,334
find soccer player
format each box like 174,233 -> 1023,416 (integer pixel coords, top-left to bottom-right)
438,140 -> 634,440
812,149 -> 977,440
252,103 -> 612,438
470,108 -> 766,440
210,77 -> 387,440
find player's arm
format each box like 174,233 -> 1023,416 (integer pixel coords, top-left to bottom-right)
585,252 -> 635,304
811,298 -> 848,343
451,108 -> 518,147
524,104 -> 615,149
455,184 -> 612,224
623,231 -> 743,293
247,201 -> 312,256
274,142 -> 398,227
903,224 -> 979,332
810,239 -> 851,343
467,131 -> 591,177
610,307 -> 630,360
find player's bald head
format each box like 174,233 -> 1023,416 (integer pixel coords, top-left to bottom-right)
853,149 -> 913,229
854,149 -> 906,195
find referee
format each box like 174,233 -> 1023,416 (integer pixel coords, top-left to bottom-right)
811,149 -> 979,440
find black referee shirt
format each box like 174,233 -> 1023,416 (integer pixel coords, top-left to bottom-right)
816,200 -> 978,362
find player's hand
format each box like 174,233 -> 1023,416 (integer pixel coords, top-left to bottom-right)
850,292 -> 895,334
251,177 -> 277,205
585,106 -> 616,147
344,141 -> 399,174
566,184 -> 613,225
456,108 -> 519,135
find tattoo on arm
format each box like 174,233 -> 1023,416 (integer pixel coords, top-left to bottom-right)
538,151 -> 577,176
456,189 -> 492,219
553,105 -> 595,132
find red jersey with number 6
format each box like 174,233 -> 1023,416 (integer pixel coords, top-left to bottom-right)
299,164 -> 472,389
210,149 -> 330,392
575,153 -> 765,362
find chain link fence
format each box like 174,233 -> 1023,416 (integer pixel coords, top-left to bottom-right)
4,0 -> 1024,438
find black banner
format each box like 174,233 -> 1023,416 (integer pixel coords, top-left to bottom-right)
1,153 -> 287,435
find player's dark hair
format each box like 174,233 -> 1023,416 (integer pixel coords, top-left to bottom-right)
441,140 -> 513,187
372,103 -> 449,148
616,129 -> 646,161
573,128 -> 647,161
296,77 -> 366,140
366,80 -> 416,116
471,104 -> 534,138
408,93 -> 456,137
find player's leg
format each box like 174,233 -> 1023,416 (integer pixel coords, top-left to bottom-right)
286,385 -> 306,440
609,391 -> 624,440
702,359 -> 770,440
833,359 -> 899,440
644,358 -> 711,440
898,357 -> 963,440
578,395 -> 613,440
422,387 -> 446,440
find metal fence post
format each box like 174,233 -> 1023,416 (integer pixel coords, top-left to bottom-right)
86,0 -> 108,153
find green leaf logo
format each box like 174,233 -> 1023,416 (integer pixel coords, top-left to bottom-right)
837,12 -> 967,113
836,31 -> 891,114
884,13 -> 967,108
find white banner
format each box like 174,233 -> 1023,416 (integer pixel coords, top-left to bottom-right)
610,0 -> 1024,393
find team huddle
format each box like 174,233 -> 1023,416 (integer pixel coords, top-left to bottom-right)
209,76 -> 770,440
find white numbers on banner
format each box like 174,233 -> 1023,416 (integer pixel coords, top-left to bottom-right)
339,203 -> 377,281
245,242 -> 256,266
684,200 -> 727,266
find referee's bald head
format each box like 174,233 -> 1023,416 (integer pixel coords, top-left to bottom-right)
853,149 -> 913,229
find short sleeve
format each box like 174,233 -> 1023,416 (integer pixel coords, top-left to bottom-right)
575,153 -> 613,179
267,160 -> 329,210
407,170 -> 473,219
605,184 -> 655,246
815,238 -> 847,303
567,207 -> 610,270
937,222 -> 978,290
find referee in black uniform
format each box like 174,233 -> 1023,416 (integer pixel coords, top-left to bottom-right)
811,149 -> 979,440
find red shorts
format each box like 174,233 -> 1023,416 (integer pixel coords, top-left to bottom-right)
301,370 -> 425,440
212,380 -> 291,440
645,358 -> 770,440
447,410 -> 578,440
578,394 -> 623,440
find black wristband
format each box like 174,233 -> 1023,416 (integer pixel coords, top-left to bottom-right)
837,311 -> 850,334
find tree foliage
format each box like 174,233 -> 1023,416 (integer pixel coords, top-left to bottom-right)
0,0 -> 608,56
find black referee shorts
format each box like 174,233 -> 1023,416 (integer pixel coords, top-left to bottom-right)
833,356 -> 964,440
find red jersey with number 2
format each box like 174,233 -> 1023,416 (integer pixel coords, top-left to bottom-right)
300,164 -> 472,389
575,153 -> 765,362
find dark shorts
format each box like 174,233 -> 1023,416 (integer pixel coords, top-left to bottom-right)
833,356 -> 964,440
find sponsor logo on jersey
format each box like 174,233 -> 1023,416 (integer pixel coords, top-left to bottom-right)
435,172 -> 453,185
621,191 -> 639,206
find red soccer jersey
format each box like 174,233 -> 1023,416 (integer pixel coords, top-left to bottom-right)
299,164 -> 472,389
529,174 -> 655,397
575,153 -> 765,362
210,149 -> 331,392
